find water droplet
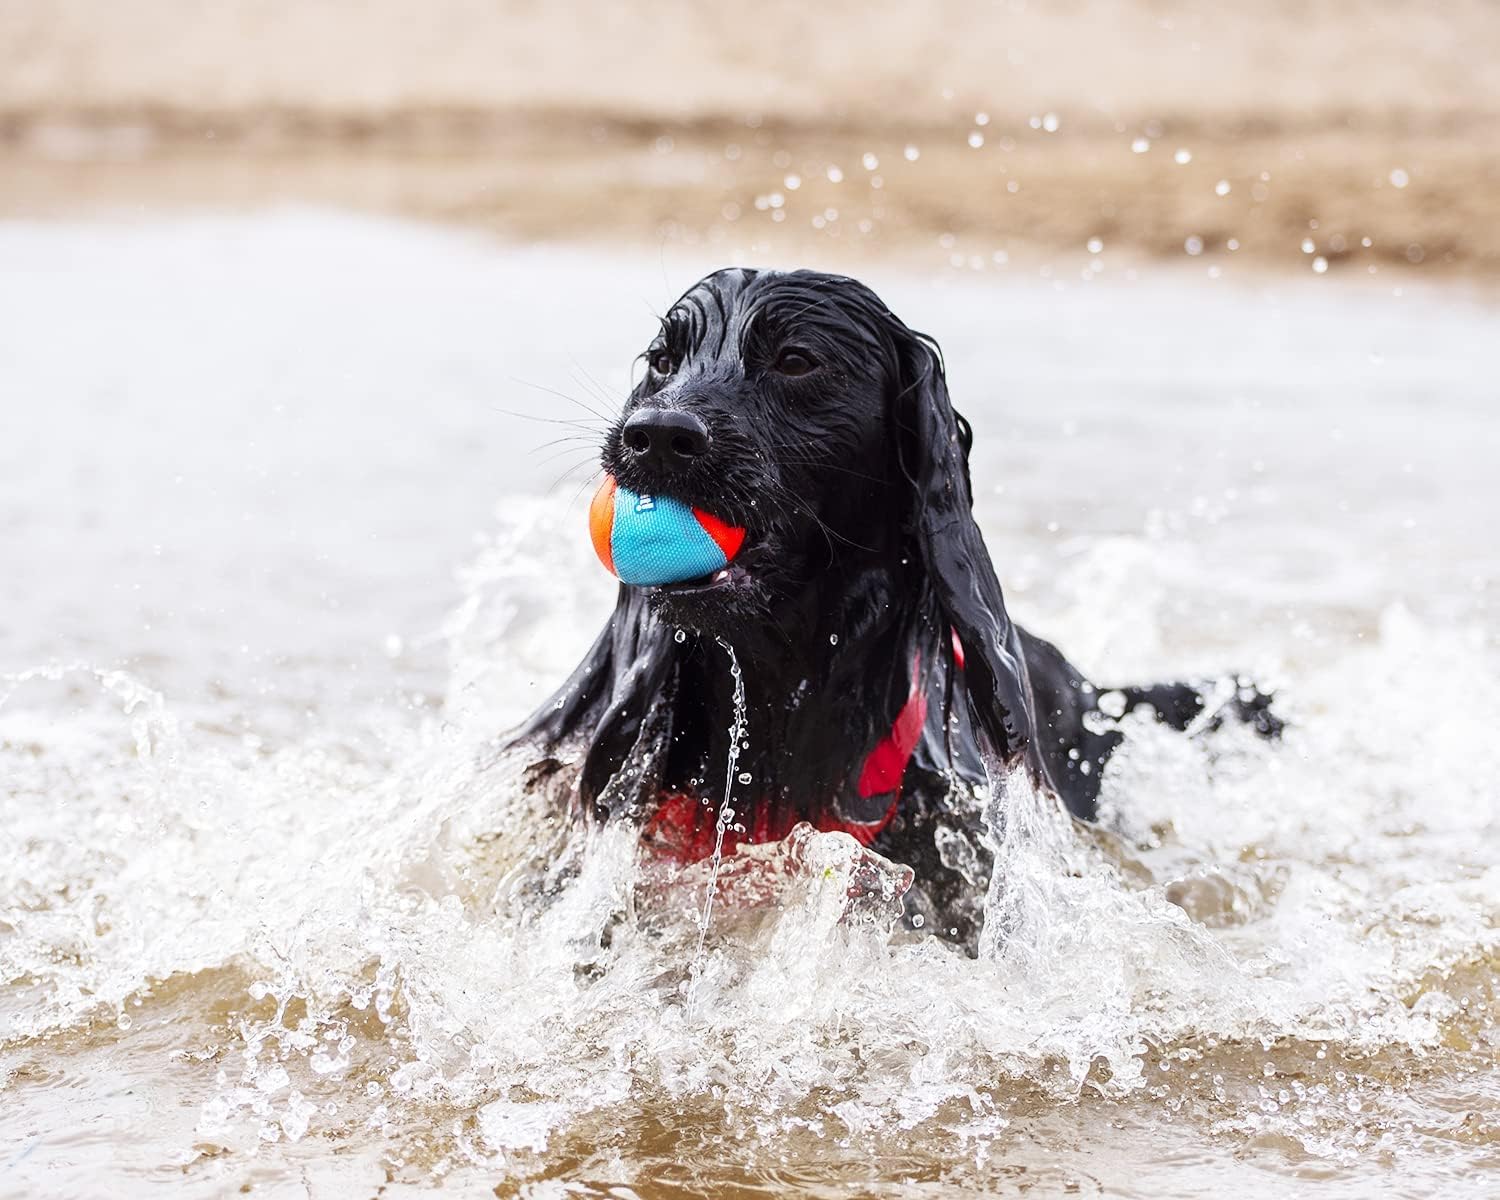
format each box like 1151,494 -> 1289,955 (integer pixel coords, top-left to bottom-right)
1215,179 -> 1231,196
829,633 -> 839,645
1131,137 -> 1150,153
1301,238 -> 1315,254
904,144 -> 921,162
1312,256 -> 1329,274
1174,148 -> 1192,164
688,640 -> 750,1007
737,771 -> 752,785
674,629 -> 686,643
826,165 -> 843,183
1184,235 -> 1204,256
1389,167 -> 1409,189
974,111 -> 990,126
968,131 -> 985,149
784,174 -> 801,191
912,914 -> 925,928
1087,236 -> 1103,254
1041,112 -> 1059,132
862,152 -> 879,170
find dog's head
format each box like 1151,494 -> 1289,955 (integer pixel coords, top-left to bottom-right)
592,268 -> 1035,765
601,271 -> 951,624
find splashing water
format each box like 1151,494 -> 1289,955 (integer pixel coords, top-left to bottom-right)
1,214 -> 1497,1197
685,638 -> 749,1004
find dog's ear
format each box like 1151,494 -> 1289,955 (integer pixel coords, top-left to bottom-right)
890,327 -> 1042,774
509,585 -> 677,821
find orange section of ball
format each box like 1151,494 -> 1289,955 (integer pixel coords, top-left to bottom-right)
589,475 -> 618,575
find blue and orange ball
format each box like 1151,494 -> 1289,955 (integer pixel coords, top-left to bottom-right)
589,476 -> 746,587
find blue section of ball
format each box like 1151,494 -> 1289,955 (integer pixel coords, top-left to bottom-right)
610,486 -> 729,586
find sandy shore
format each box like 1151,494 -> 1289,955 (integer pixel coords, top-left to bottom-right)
3,1 -> 1498,275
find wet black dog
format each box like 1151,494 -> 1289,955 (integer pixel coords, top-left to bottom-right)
512,268 -> 1278,948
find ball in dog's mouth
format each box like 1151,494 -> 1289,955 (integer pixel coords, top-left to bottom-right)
589,475 -> 747,588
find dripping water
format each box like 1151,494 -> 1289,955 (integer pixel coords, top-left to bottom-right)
685,637 -> 748,1005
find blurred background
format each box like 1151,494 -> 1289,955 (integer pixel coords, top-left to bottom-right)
4,0 -> 1498,277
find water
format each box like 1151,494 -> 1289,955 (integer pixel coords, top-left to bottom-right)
1,211 -> 1496,1197
685,638 -> 748,1007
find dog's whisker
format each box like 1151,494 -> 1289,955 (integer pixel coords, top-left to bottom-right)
508,377 -> 616,426
492,404 -> 603,433
541,444 -> 599,470
568,362 -> 624,415
547,459 -> 603,499
532,434 -> 599,456
758,476 -> 876,556
542,377 -> 616,425
531,431 -> 598,449
537,447 -> 601,472
564,379 -> 621,426
561,465 -> 605,507
764,455 -> 887,485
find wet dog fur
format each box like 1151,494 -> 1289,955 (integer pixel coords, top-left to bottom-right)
510,268 -> 1279,949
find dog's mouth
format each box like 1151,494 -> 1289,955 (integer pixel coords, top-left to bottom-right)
648,525 -> 756,594
651,560 -> 751,595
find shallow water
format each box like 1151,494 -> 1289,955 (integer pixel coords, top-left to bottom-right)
1,212 -> 1497,1198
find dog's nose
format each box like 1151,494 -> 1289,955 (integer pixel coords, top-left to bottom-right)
620,408 -> 711,473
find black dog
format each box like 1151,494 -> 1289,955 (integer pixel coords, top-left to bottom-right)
511,268 -> 1278,948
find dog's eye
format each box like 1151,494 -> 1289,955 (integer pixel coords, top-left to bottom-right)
649,349 -> 675,377
774,348 -> 819,377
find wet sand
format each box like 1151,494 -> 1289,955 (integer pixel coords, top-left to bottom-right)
3,0 -> 1499,275
5,122 -> 1498,280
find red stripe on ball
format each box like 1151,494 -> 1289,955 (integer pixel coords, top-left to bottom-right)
693,508 -> 746,561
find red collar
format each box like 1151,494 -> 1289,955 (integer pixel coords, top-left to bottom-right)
642,651 -> 931,863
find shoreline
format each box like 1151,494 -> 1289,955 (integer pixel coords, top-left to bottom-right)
4,113 -> 1497,282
